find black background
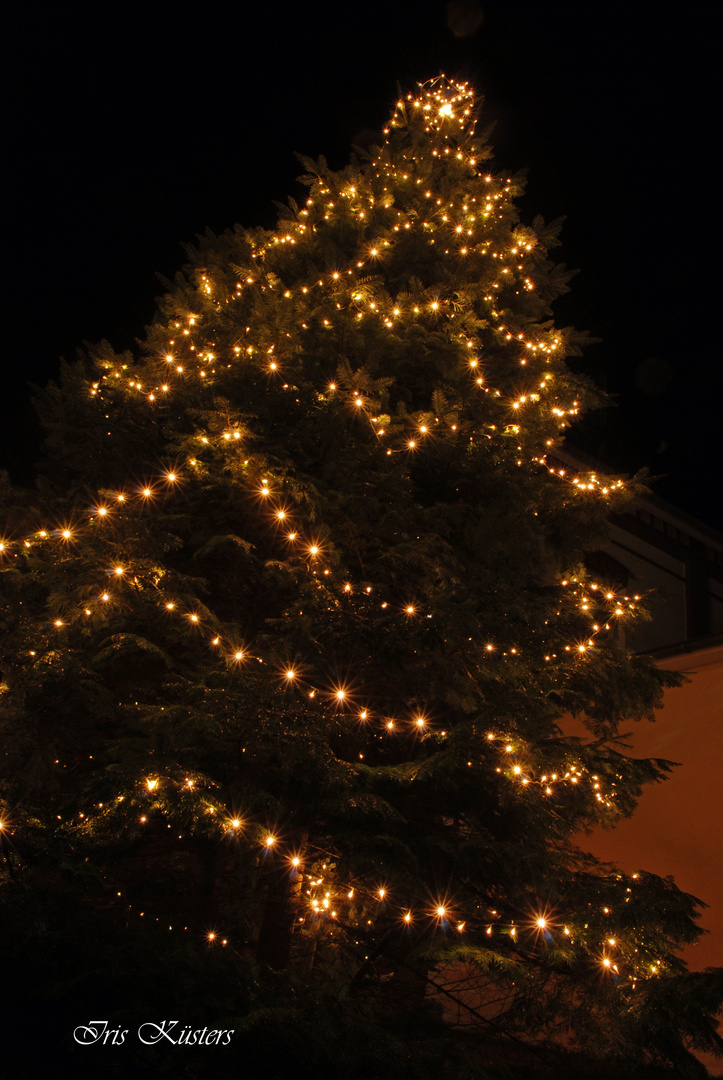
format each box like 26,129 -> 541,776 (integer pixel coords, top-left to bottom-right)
2,1 -> 719,528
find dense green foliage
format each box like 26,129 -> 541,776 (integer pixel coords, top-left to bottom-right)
1,77 -> 721,1076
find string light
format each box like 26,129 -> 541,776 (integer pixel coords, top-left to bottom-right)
0,74 -> 674,1022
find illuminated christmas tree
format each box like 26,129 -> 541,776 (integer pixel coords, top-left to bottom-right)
1,77 -> 721,1076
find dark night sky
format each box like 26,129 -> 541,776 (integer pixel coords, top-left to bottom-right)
2,1 -> 720,528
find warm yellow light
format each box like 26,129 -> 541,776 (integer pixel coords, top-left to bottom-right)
406,605 -> 415,614
166,602 -> 175,610
234,651 -> 244,661
276,510 -> 286,520
265,836 -> 275,847
230,819 -> 241,829
285,669 -> 296,680
146,779 -> 158,791
436,906 -> 446,918
309,545 -> 319,556
114,567 -> 124,576
536,917 -> 546,929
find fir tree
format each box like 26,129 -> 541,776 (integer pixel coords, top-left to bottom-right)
1,76 -> 721,1077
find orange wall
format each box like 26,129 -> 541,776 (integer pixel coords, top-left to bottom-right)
581,644 -> 723,1074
